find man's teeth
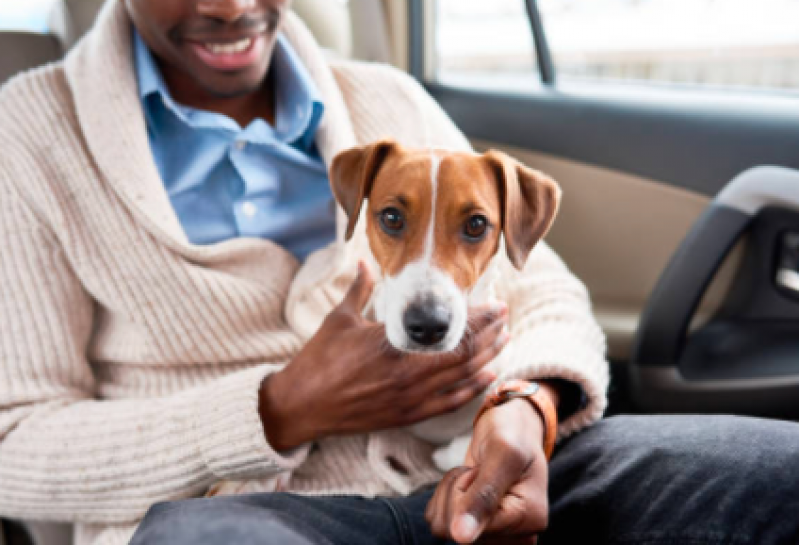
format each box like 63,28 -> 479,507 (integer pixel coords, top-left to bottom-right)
204,38 -> 253,55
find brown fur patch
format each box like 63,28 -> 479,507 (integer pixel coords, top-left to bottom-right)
328,141 -> 561,286
366,151 -> 501,290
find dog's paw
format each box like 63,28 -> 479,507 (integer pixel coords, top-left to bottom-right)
432,435 -> 472,472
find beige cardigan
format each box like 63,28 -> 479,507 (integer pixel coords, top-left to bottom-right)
0,1 -> 609,543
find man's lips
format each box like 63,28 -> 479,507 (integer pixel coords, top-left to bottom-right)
188,35 -> 266,72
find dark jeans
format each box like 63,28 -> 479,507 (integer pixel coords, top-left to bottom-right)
130,416 -> 799,545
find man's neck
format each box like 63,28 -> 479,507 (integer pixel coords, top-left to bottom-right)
163,70 -> 277,129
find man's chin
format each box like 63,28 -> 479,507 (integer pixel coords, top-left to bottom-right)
195,75 -> 266,100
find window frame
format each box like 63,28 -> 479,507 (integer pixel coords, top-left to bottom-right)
412,0 -> 799,98
406,0 -> 799,199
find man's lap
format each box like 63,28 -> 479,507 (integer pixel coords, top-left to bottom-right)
131,486 -> 444,545
131,415 -> 799,545
545,414 -> 799,544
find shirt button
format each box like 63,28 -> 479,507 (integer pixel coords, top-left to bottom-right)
242,201 -> 258,217
234,140 -> 247,151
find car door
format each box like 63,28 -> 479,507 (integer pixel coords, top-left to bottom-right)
408,0 -> 799,415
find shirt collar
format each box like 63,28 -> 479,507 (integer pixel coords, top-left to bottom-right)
133,29 -> 325,151
271,34 -> 325,150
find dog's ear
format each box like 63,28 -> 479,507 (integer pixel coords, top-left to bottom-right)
330,140 -> 399,241
484,150 -> 562,270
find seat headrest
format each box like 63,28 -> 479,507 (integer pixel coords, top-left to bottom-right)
0,32 -> 63,86
291,0 -> 353,58
49,0 -> 106,50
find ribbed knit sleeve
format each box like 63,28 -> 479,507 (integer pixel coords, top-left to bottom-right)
494,242 -> 610,439
0,162 -> 308,524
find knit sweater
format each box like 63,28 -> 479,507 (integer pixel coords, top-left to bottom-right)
0,2 -> 609,544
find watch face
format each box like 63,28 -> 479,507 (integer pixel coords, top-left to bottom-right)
501,382 -> 540,401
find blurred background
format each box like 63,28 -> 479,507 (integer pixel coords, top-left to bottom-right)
0,0 -> 52,33
437,0 -> 799,93
1,0 -> 798,93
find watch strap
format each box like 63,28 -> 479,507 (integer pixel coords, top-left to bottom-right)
474,379 -> 558,461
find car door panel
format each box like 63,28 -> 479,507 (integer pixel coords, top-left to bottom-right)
470,140 -> 744,361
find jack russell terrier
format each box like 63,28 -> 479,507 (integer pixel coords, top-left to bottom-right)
207,140 -> 561,497
330,139 -> 561,471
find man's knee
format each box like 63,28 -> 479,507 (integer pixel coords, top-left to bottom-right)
555,414 -> 799,481
548,414 -> 799,543
131,496 -> 329,545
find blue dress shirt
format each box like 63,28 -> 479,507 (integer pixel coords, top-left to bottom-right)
133,31 -> 336,260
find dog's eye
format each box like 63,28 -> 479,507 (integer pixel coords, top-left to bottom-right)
379,207 -> 405,235
463,215 -> 488,241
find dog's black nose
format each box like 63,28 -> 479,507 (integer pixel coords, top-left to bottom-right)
403,302 -> 451,346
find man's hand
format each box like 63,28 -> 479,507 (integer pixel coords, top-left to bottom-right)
259,262 -> 510,451
426,396 -> 553,544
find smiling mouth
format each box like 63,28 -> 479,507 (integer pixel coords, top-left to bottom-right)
189,35 -> 266,72
204,37 -> 253,55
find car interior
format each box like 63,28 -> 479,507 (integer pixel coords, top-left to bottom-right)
1,0 -> 798,544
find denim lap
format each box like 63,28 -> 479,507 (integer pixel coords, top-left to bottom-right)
131,415 -> 799,545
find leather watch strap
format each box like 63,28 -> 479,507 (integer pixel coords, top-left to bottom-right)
474,379 -> 558,461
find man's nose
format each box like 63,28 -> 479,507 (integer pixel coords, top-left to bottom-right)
197,0 -> 257,23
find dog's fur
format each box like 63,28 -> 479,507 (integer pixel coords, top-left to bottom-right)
330,140 -> 561,470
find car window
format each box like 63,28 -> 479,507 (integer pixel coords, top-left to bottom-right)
541,0 -> 799,93
434,0 -> 799,96
435,0 -> 540,90
0,0 -> 55,32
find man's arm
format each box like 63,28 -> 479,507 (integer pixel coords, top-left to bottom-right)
0,162 -> 308,524
427,396 -> 551,544
494,241 -> 609,435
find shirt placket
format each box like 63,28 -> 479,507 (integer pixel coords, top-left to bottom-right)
229,138 -> 281,238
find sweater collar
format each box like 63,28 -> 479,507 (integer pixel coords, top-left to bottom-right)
63,0 -> 358,257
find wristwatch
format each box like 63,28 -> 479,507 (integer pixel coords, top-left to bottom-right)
474,379 -> 558,461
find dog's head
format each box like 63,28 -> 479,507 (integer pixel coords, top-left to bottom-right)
330,140 -> 561,353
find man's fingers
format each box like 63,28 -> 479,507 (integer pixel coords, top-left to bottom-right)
405,378 -> 489,425
427,467 -> 473,537
450,455 -> 526,543
339,261 -> 375,314
470,315 -> 510,358
433,314 -> 509,371
482,484 -> 548,536
468,302 -> 508,333
479,460 -> 549,541
418,359 -> 495,400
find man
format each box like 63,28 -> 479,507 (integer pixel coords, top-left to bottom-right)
0,1 -> 798,545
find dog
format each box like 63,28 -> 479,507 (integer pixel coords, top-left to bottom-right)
206,140 -> 560,497
330,139 -> 561,470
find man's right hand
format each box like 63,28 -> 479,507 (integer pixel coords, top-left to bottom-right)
259,262 -> 509,451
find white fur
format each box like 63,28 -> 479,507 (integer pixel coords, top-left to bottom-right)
423,152 -> 440,263
366,152 -> 509,471
411,257 -> 508,471
375,152 -> 468,354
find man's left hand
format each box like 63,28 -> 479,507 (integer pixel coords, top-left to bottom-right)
425,398 -> 550,544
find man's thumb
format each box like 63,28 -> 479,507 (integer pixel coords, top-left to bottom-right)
451,459 -> 516,544
452,512 -> 484,544
447,467 -> 489,544
341,261 -> 375,313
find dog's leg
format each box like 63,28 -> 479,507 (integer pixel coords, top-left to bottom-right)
432,435 -> 472,472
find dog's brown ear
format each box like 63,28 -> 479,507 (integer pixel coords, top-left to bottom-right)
330,140 -> 399,241
485,150 -> 562,270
